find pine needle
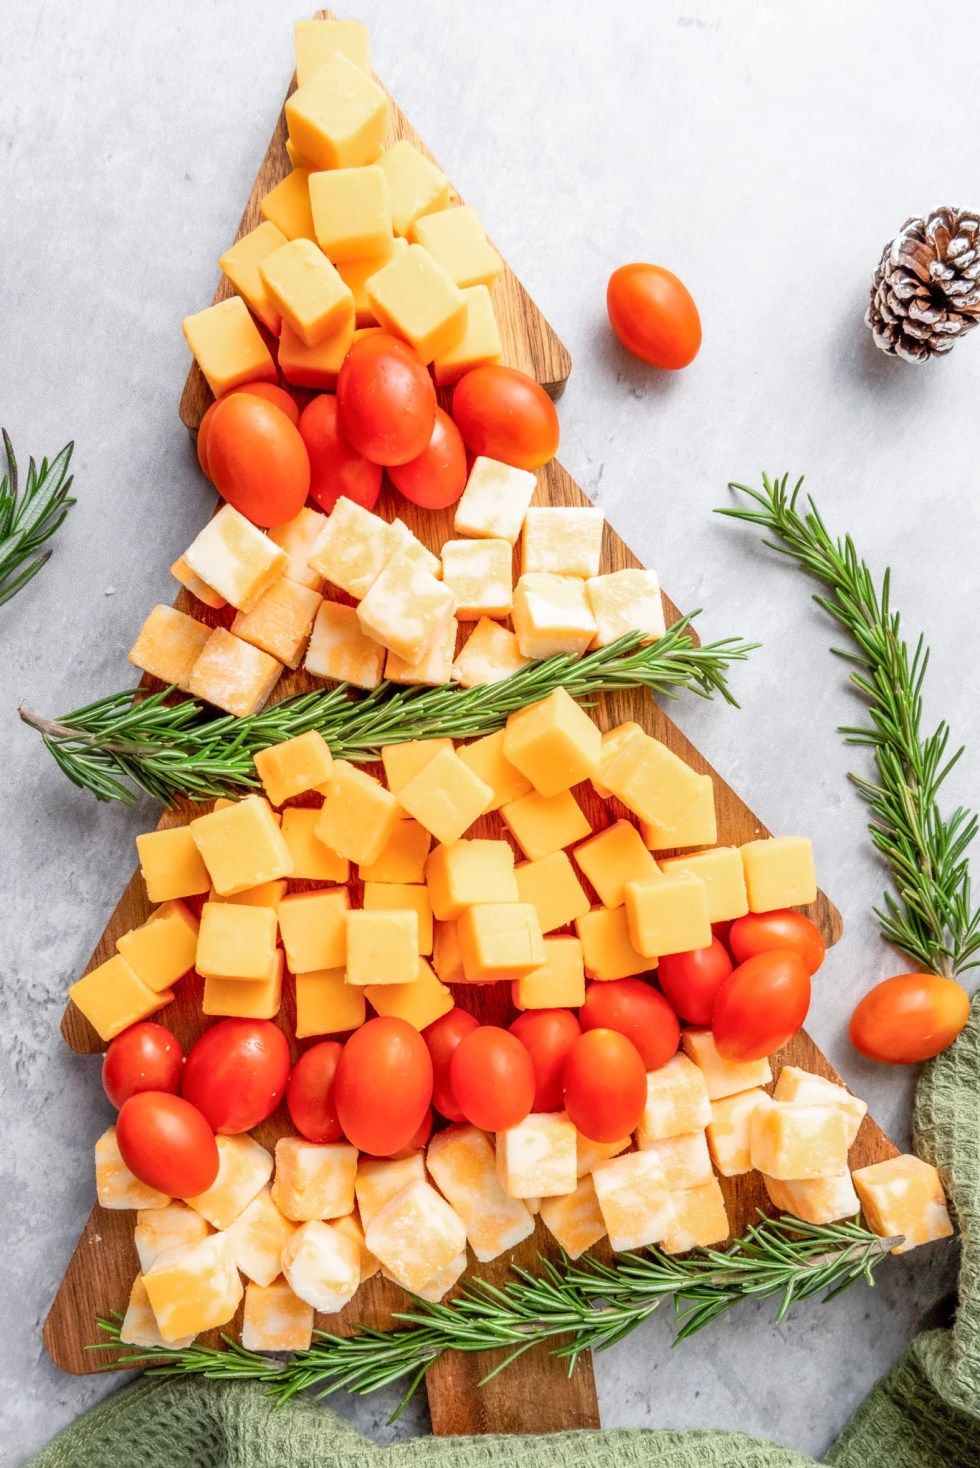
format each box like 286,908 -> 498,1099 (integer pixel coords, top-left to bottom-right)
0,431 -> 76,607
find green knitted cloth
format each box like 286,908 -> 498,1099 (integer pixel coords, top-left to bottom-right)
31,997 -> 980,1468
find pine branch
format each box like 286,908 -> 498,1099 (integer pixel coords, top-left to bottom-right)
0,431 -> 76,607
720,474 -> 980,978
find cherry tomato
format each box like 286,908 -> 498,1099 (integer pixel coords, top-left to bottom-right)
606,263 -> 701,369
562,1029 -> 647,1143
336,332 -> 436,466
451,365 -> 559,470
182,1019 -> 291,1135
712,952 -> 811,1062
728,910 -> 826,976
422,1008 -> 479,1121
196,383 -> 299,481
449,1026 -> 535,1131
657,939 -> 733,1025
509,1009 -> 581,1112
389,1107 -> 434,1159
578,978 -> 679,1071
298,394 -> 383,513
388,408 -> 468,509
287,1042 -> 344,1143
102,1023 -> 183,1110
335,1018 -> 433,1155
206,394 -> 310,526
116,1092 -> 219,1198
850,973 -> 970,1064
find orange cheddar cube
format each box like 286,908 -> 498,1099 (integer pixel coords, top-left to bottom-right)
241,1278 -> 314,1352
573,820 -> 659,908
346,909 -> 420,986
432,921 -> 465,985
539,1175 -> 607,1260
95,1126 -> 170,1210
305,601 -> 386,689
397,747 -> 492,845
260,169 -> 317,242
224,1186 -> 297,1287
515,851 -> 591,934
70,957 -> 172,1043
381,738 -> 453,794
513,935 -> 586,1010
309,164 -> 392,261
196,901 -> 277,982
136,826 -> 211,903
186,1134 -> 274,1230
503,688 -> 602,799
636,1130 -> 713,1190
365,243 -> 466,363
592,1151 -> 677,1252
187,628 -> 283,719
128,605 -> 212,691
574,905 -> 651,981
120,1274 -> 196,1351
750,1103 -> 849,1181
433,284 -> 503,386
365,958 -> 453,1030
456,730 -> 532,812
441,538 -> 513,620
501,788 -> 592,862
285,54 -> 388,171
636,1055 -> 712,1143
294,17 -> 371,86
425,839 -> 518,922
280,807 -> 350,884
202,951 -> 284,1020
116,901 -> 198,993
183,505 -> 287,614
763,1171 -> 861,1227
182,296 -> 276,397
625,871 -> 711,957
512,572 -> 598,659
259,238 -> 353,348
277,889 -> 350,974
281,1220 -> 361,1313
219,221 -> 289,334
680,1028 -> 773,1101
410,205 -> 503,289
267,507 -> 328,591
586,569 -> 667,648
851,1155 -> 953,1253
427,1126 -> 534,1263
359,818 -> 431,884
706,1089 -> 773,1176
212,879 -> 288,909
315,760 -> 400,866
253,730 -> 334,807
376,140 -> 450,237
457,903 -> 545,982
773,1066 -> 868,1146
741,836 -> 817,911
363,882 -> 432,954
337,236 -> 409,326
295,968 -> 366,1038
660,847 -> 748,923
190,793 -> 293,896
278,315 -> 356,390
592,722 -> 644,799
599,733 -> 706,837
272,1138 -> 358,1222
640,776 -> 717,852
143,1236 -> 243,1344
663,1177 -> 730,1254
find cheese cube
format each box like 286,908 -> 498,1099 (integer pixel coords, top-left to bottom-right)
496,1112 -> 577,1199
183,505 -> 288,614
260,169 -> 316,242
441,539 -> 513,620
410,205 -> 503,288
385,616 -> 458,686
636,1130 -> 713,1190
773,1066 -> 868,1146
574,905 -> 651,981
137,826 -> 211,903
706,1090 -> 773,1176
315,760 -> 400,866
241,1278 -> 314,1352
503,688 -> 602,799
573,821 -> 659,909
357,549 -> 456,663
575,1132 -> 632,1177
680,1028 -> 773,1100
95,1126 -> 170,1210
457,903 -> 545,981
346,909 -> 420,985
355,1155 -> 426,1229
376,140 -> 450,237
259,238 -> 353,348
294,17 -> 371,85
454,457 -> 537,544
281,1220 -> 361,1312
143,1236 -> 243,1344
305,600 -> 386,689
501,788 -> 592,862
592,723 -> 644,800
539,1175 -> 607,1259
431,922 -> 465,986
851,1155 -> 953,1254
363,883 -> 433,954
750,1103 -> 849,1181
116,901 -> 198,993
586,569 -> 667,648
663,1177 -> 730,1254
128,605 -> 212,690
433,284 -> 502,386
202,952 -> 283,1021
512,573 -> 598,659
182,296 -> 276,397
763,1171 -> 861,1226
277,889 -> 350,974
268,507 -> 328,591
640,775 -> 718,851
522,507 -> 604,580
397,747 -> 492,845
253,731 -> 334,808
171,554 -> 227,610
212,879 -> 288,909
660,848 -> 748,923
196,901 -> 277,981
231,577 -> 321,671
381,738 -> 453,793
364,1178 -> 467,1295
190,794 -> 293,896
187,628 -> 283,719
454,731 -> 530,813
426,1125 -> 534,1262
625,871 -> 711,958
272,1138 -> 358,1222
452,618 -> 531,687
385,1251 -> 467,1302
284,54 -> 388,171
636,1055 -> 712,1142
516,852 -> 591,934
120,1274 -> 196,1350
219,220 -> 289,334
366,243 -> 466,363
70,957 -> 173,1043
337,236 -> 409,326
135,1204 -> 211,1273
599,733 -> 706,836
278,316 -> 356,390
592,1151 -> 678,1252
295,967 -> 366,1038
366,958 -> 454,1029
186,1135 -> 273,1229
222,1186 -> 297,1286
359,818 -> 431,884
309,165 -> 392,261
741,837 -> 817,912
333,1208 -> 381,1282
513,935 -> 586,1010
279,808 -> 349,884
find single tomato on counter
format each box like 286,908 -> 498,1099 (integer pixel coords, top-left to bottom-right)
336,332 -> 436,465
298,394 -> 383,513
657,939 -> 732,1025
181,1019 -> 290,1135
712,951 -> 811,1062
451,365 -> 559,470
102,1022 -> 184,1109
729,910 -> 826,976
116,1092 -> 219,1198
335,1017 -> 432,1156
562,1029 -> 647,1143
205,393 -> 310,525
449,1025 -> 535,1132
509,1008 -> 581,1112
850,973 -> 970,1064
606,263 -> 701,369
422,1008 -> 479,1122
388,407 -> 468,509
578,977 -> 679,1071
287,1041 -> 344,1143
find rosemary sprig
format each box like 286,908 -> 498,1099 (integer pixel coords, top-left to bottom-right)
20,620 -> 757,807
91,1216 -> 894,1419
720,474 -> 980,978
0,431 -> 76,607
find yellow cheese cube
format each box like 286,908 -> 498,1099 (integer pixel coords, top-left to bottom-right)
359,818 -> 431,884
503,689 -> 601,799
636,1055 -> 712,1143
426,1125 -> 534,1263
397,747 -> 492,845
599,732 -> 706,836
135,1203 -> 211,1273
272,1137 -> 358,1222
120,1273 -> 196,1350
425,838 -> 519,921
183,505 -> 288,614
363,882 -> 433,954
851,1154 -> 953,1254
357,548 -> 456,664
187,628 -> 283,719
430,924 -> 466,991
663,1177 -> 730,1254
284,140 -> 318,172
501,788 -> 592,863
575,1132 -> 632,1177
285,54 -> 388,171
763,1170 -> 861,1226
116,901 -> 198,993
410,205 -> 503,288
522,507 -> 605,580
355,1155 -> 426,1229
195,901 -> 277,981
591,723 -> 644,800
128,605 -> 212,690
640,775 -> 718,851
254,730 -> 334,807
277,889 -> 350,974
182,296 -> 276,397
512,572 -> 598,659
337,236 -> 409,326
202,953 -> 283,1020
706,1089 -> 773,1176
365,959 -> 454,1030
381,738 -> 452,793
592,1151 -> 678,1252
137,826 -> 211,903
305,600 -> 386,689
741,836 -> 817,912
366,243 -> 466,362
223,1185 -> 297,1287
70,957 -> 173,1044
278,316 -> 356,390
625,871 -> 711,958
364,1178 -> 467,1295
260,169 -> 316,242
452,617 -> 531,687
310,164 -> 392,262
441,538 -> 513,620
433,284 -> 502,386
346,909 -> 420,986
750,1103 -> 849,1181
516,851 -> 591,934
456,730 -> 532,812
315,760 -> 401,866
268,507 -> 328,591
259,238 -> 354,349
219,221 -> 290,334
513,934 -> 586,1010
190,793 -> 293,896
376,140 -> 450,238
574,905 -> 651,981
231,577 -> 321,671
213,878 -> 288,909
186,1135 -> 274,1229
333,1207 -> 381,1282
95,1126 -> 170,1210
241,1278 -> 314,1352
308,498 -> 401,599
586,569 -> 667,648
280,807 -> 350,884
573,820 -> 659,908
454,456 -> 537,543
497,1111 -> 577,1199
385,616 -> 458,686
457,903 -> 545,981
143,1235 -> 243,1344
636,1130 -> 713,1189
294,17 -> 371,86
281,1220 -> 361,1312
295,967 -> 366,1038
170,554 -> 227,610
772,1066 -> 868,1146
660,847 -> 748,923
539,1175 -> 607,1260
680,1028 -> 773,1101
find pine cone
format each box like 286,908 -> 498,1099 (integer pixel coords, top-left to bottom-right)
866,206 -> 980,362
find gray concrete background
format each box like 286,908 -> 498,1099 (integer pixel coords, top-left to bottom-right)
1,0 -> 976,1460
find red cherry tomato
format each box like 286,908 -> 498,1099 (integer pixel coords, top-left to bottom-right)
101,1023 -> 184,1110
657,939 -> 733,1025
287,1042 -> 344,1143
205,394 -> 310,525
509,1009 -> 582,1112
297,394 -> 383,513
451,365 -> 559,470
181,1020 -> 291,1135
562,1029 -> 647,1143
578,978 -> 679,1071
388,408 -> 468,509
336,332 -> 436,466
729,910 -> 826,976
449,1026 -> 535,1131
850,973 -> 970,1064
422,1008 -> 480,1121
712,952 -> 811,1062
606,263 -> 701,369
196,383 -> 299,480
116,1092 -> 219,1198
388,1107 -> 434,1159
335,1018 -> 433,1155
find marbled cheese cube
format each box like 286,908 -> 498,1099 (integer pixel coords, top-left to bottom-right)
182,296 -> 276,397
637,1130 -> 713,1190
357,548 -> 456,664
410,205 -> 503,288
201,951 -> 284,1021
512,573 -> 598,659
218,220 -> 289,334
427,1125 -> 534,1262
305,601 -> 386,689
385,616 -> 458,687
441,539 -> 513,619
116,900 -> 198,993
231,577 -> 322,670
364,1178 -> 467,1295
663,1177 -> 730,1254
95,1126 -> 171,1210
458,902 -> 545,982
136,826 -> 211,904
586,569 -> 667,648
307,498 -> 401,600
503,688 -> 602,799
453,457 -> 537,544
681,1029 -> 773,1101
516,852 -> 591,934
513,935 -> 586,1010
171,554 -> 227,610
365,243 -> 466,363
128,605 -> 212,691
496,1112 -> 577,1199
740,836 -> 817,912
575,1132 -> 632,1177
397,747 -> 492,845
276,889 -> 349,974
281,1220 -> 361,1312
451,618 -> 531,688
389,1250 -> 468,1302
636,1055 -> 712,1143
433,283 -> 502,386
641,775 -> 718,852
268,507 -> 328,590
425,838 -> 518,920
333,1208 -> 381,1282
625,871 -> 711,958
355,1154 -> 427,1230
773,1066 -> 868,1146
186,1134 -> 273,1230
574,905 -> 651,981
660,847 -> 749,924
135,1203 -> 211,1273
294,16 -> 371,86
280,807 -> 350,884
120,1273 -> 196,1350
259,168 -> 316,243
223,1185 -> 298,1286
315,760 -> 400,867
183,505 -> 287,614
70,956 -> 173,1043
501,788 -> 592,862
309,164 -> 392,262
852,1155 -> 953,1254
359,818 -> 432,884
763,1171 -> 861,1226
363,882 -> 433,954
187,628 -> 283,719
706,1090 -> 773,1176
346,908 -> 420,985
241,1278 -> 315,1352
539,1175 -> 608,1259
376,139 -> 450,238
592,1151 -> 677,1252
522,507 -> 604,580
365,957 -> 454,1030
272,1138 -> 358,1222
195,900 -> 278,982
143,1235 -> 243,1344
381,738 -> 453,794
572,820 -> 658,909
750,1103 -> 849,1181
295,968 -> 366,1038
457,729 -> 533,812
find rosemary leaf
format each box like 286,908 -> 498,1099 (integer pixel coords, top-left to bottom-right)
0,432 -> 76,607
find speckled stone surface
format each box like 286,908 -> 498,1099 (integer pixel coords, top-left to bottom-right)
1,1 -> 975,1462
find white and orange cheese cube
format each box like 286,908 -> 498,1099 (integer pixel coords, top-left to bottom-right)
364,1179 -> 467,1296
385,617 -> 458,687
280,807 -> 350,884
187,628 -> 283,719
625,871 -> 711,957
357,548 -> 456,664
333,1209 -> 381,1282
516,852 -> 591,934
315,761 -> 400,867
501,788 -> 592,862
241,1278 -> 315,1352
637,1130 -> 713,1190
538,1176 -> 608,1260
120,1273 -> 196,1350
355,1155 -> 426,1230
304,601 -> 386,689
267,507 -> 327,591
586,569 -> 667,648
285,53 -> 388,171
136,826 -> 211,903
95,1126 -> 170,1211
182,296 -> 276,397
307,498 -> 399,600
574,905 -> 651,982
663,1177 -> 730,1254
660,848 -> 749,924
365,243 -> 466,363
70,957 -> 173,1043
592,1151 -> 677,1252
425,838 -> 519,921
359,818 -> 432,884
295,968 -> 366,1038
521,507 -> 604,580
231,578 -> 322,671
272,1138 -> 358,1222
496,1112 -> 577,1199
512,573 -> 598,659
116,901 -> 198,993
740,837 -> 817,912
134,1203 -> 211,1273
763,1171 -> 861,1226
456,730 -> 533,812
128,605 -> 212,690
680,1029 -> 773,1101
427,1125 -> 534,1263
454,457 -> 537,544
575,1131 -> 632,1177
636,1055 -> 712,1143
190,794 -> 293,896
182,505 -> 287,614
376,140 -> 450,238
346,908 -> 420,985
171,554 -> 227,610
365,958 -> 454,1030
397,747 -> 492,846
706,1089 -> 773,1176
451,618 -> 531,687
852,1155 -> 953,1254
223,1186 -> 297,1287
513,935 -> 586,1010
281,1220 -> 361,1312
573,820 -> 659,909
773,1066 -> 868,1146
186,1135 -> 273,1230
441,538 -> 513,619
503,688 -> 602,799
143,1235 -> 243,1344
750,1103 -> 849,1181
386,1251 -> 467,1303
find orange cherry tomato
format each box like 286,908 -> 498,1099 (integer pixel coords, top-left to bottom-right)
388,407 -> 468,509
607,263 -> 702,369
451,365 -> 559,470
297,394 -> 383,513
116,1092 -> 219,1198
334,1018 -> 433,1156
657,939 -> 733,1025
197,382 -> 300,480
712,952 -> 811,1062
449,1026 -> 535,1131
336,332 -> 436,466
729,910 -> 826,976
509,1009 -> 581,1112
422,1008 -> 479,1121
182,1019 -> 291,1135
206,394 -> 310,526
562,1029 -> 647,1143
287,1041 -> 344,1143
102,1022 -> 183,1110
850,973 -> 970,1064
578,978 -> 679,1070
